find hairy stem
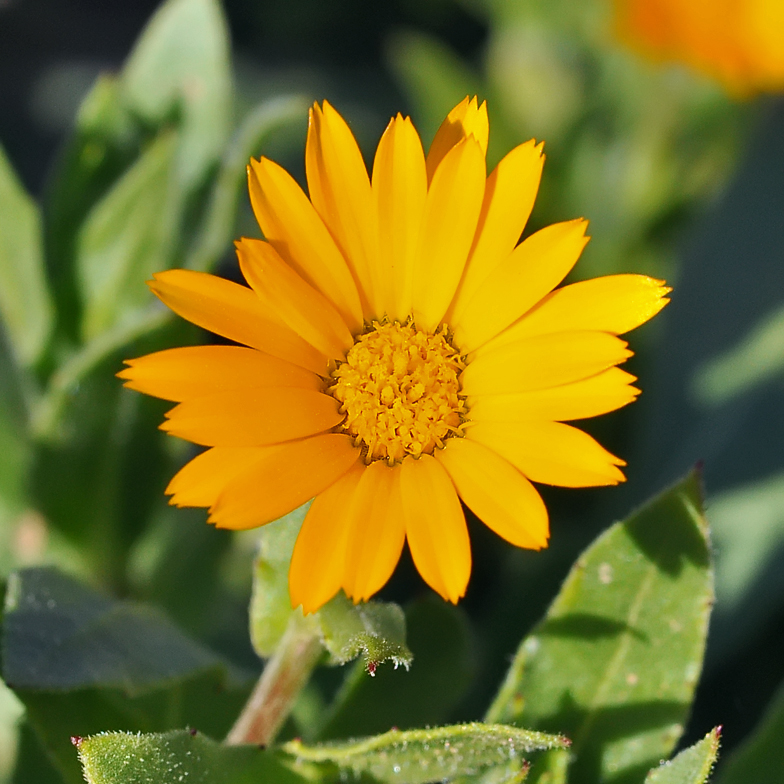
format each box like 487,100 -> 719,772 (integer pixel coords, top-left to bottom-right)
226,613 -> 322,746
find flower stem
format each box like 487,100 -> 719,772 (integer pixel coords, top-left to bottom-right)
226,613 -> 323,746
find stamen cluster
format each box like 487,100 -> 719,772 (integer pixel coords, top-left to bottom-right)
330,322 -> 465,463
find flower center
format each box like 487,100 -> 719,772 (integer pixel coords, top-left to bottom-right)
330,321 -> 465,464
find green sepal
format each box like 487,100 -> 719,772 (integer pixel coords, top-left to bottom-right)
317,592 -> 412,672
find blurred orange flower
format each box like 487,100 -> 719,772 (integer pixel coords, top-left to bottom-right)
614,0 -> 784,96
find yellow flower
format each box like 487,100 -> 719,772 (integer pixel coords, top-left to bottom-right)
614,0 -> 784,96
120,98 -> 669,613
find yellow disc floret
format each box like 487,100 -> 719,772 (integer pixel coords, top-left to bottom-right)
330,322 -> 465,463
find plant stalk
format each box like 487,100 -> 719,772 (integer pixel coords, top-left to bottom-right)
226,613 -> 322,746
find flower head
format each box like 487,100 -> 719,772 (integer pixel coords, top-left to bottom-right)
614,0 -> 784,96
120,98 -> 669,613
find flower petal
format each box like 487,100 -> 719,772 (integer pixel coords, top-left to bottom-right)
208,433 -> 361,530
237,238 -> 353,360
247,156 -> 363,332
412,137 -> 486,332
149,269 -> 328,375
467,368 -> 640,423
454,219 -> 590,353
165,446 -> 275,508
290,462 -> 365,614
372,114 -> 427,322
435,438 -> 549,549
160,387 -> 343,446
400,454 -> 471,602
446,140 -> 545,324
483,274 -> 672,349
118,345 -> 322,402
467,421 -> 626,487
426,96 -> 489,183
342,461 -> 406,603
307,101 -> 380,316
461,332 -> 633,396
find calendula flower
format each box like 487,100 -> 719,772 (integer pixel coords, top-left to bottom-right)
120,98 -> 669,613
614,0 -> 784,96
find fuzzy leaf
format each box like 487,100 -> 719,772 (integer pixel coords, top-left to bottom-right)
0,144 -> 52,367
645,728 -> 720,783
284,723 -> 568,784
487,471 -> 713,784
78,729 -> 302,784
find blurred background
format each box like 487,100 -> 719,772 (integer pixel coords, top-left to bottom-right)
1,0 -> 783,780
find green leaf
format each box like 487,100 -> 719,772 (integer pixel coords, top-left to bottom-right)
317,592 -> 412,672
0,144 -> 53,367
645,728 -> 720,783
486,471 -> 713,784
185,95 -> 309,273
250,505 -> 309,658
44,74 -> 143,342
284,723 -> 568,784
2,566 -> 232,693
121,0 -> 232,189
317,597 -> 474,741
78,729 -> 303,784
716,681 -> 784,784
2,568 -> 252,784
76,130 -> 179,340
